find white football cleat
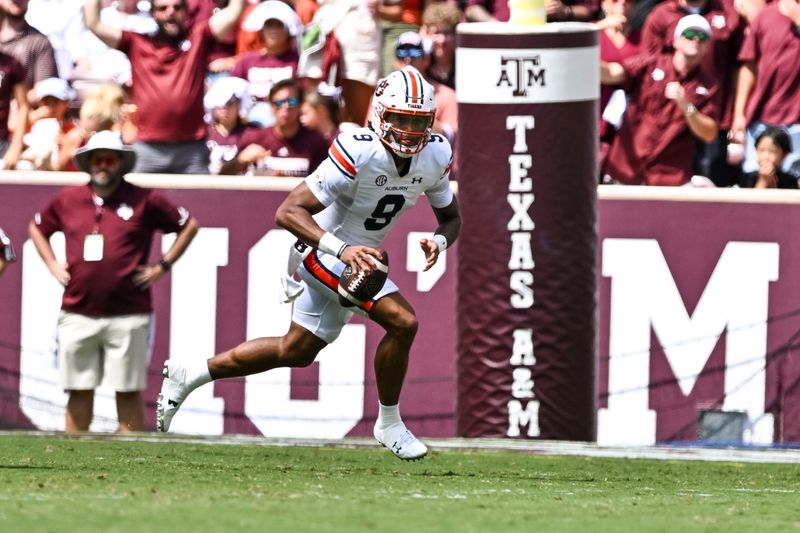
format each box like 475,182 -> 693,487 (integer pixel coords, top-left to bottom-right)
156,360 -> 197,432
374,421 -> 428,461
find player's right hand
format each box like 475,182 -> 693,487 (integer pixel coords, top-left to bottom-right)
339,245 -> 382,275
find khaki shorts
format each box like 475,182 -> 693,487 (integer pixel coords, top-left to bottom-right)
57,311 -> 153,392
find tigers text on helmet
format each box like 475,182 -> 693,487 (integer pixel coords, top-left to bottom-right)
370,66 -> 436,157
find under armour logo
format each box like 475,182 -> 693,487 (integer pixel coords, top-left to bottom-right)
411,177 -> 423,184
168,399 -> 179,407
392,442 -> 403,453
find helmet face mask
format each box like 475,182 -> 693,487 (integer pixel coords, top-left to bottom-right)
370,66 -> 436,157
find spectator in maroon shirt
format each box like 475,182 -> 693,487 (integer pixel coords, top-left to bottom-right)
0,49 -> 28,169
732,0 -> 800,179
0,0 -> 58,96
596,0 -> 641,171
222,78 -> 328,176
83,0 -> 246,174
466,0 -> 598,22
204,76 -> 258,174
0,226 -> 15,277
601,14 -> 719,186
186,0 -> 238,74
641,0 -> 744,186
29,130 -> 199,433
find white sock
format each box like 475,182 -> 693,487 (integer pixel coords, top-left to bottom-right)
187,358 -> 213,388
378,402 -> 402,429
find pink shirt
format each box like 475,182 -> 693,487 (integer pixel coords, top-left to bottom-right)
118,23 -> 214,142
641,0 -> 743,129
35,183 -> 188,316
738,3 -> 800,125
605,53 -> 719,186
230,50 -> 299,101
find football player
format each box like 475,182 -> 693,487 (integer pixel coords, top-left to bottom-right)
157,66 -> 461,461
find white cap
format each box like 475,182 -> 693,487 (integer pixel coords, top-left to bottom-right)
673,14 -> 712,39
36,78 -> 76,102
204,76 -> 250,111
242,0 -> 302,36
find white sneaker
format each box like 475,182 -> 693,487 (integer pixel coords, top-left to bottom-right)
156,360 -> 197,432
374,421 -> 428,461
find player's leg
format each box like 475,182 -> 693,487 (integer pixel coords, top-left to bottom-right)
368,292 -> 428,460
157,323 -> 326,432
208,322 -> 327,379
157,275 -> 348,432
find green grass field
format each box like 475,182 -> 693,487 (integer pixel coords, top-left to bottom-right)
1,434 -> 799,532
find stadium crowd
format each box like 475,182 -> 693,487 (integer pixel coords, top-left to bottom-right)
0,0 -> 796,184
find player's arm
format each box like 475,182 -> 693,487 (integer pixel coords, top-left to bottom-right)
276,182 -> 382,274
419,195 -> 461,272
84,0 -> 122,49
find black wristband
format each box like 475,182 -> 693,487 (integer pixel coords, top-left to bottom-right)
159,258 -> 172,272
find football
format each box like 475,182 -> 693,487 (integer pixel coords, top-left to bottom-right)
338,250 -> 389,307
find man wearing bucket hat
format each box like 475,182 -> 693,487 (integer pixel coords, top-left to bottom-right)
29,130 -> 199,433
601,14 -> 719,186
84,0 -> 246,174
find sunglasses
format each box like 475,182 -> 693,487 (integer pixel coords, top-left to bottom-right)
271,96 -> 299,109
90,154 -> 120,167
396,47 -> 424,60
681,29 -> 710,42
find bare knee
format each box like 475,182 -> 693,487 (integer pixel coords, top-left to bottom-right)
386,310 -> 418,340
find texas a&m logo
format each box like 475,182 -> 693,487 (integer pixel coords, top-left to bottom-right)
496,55 -> 546,97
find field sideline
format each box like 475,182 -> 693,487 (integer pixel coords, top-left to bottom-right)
2,432 -> 800,532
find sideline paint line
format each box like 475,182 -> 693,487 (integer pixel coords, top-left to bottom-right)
3,431 -> 800,464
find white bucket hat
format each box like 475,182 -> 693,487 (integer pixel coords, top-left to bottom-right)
203,76 -> 251,123
36,77 -> 77,102
74,130 -> 136,175
242,0 -> 302,36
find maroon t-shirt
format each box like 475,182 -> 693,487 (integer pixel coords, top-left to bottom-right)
118,23 -> 214,142
34,182 -> 188,316
599,29 -> 640,135
640,0 -> 743,129
738,3 -> 800,125
186,0 -> 236,64
237,125 -> 329,177
604,53 -> 719,186
229,51 -> 299,102
206,121 -> 258,173
0,51 -> 25,141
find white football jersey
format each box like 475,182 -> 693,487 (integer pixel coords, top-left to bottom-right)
305,127 -> 454,248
